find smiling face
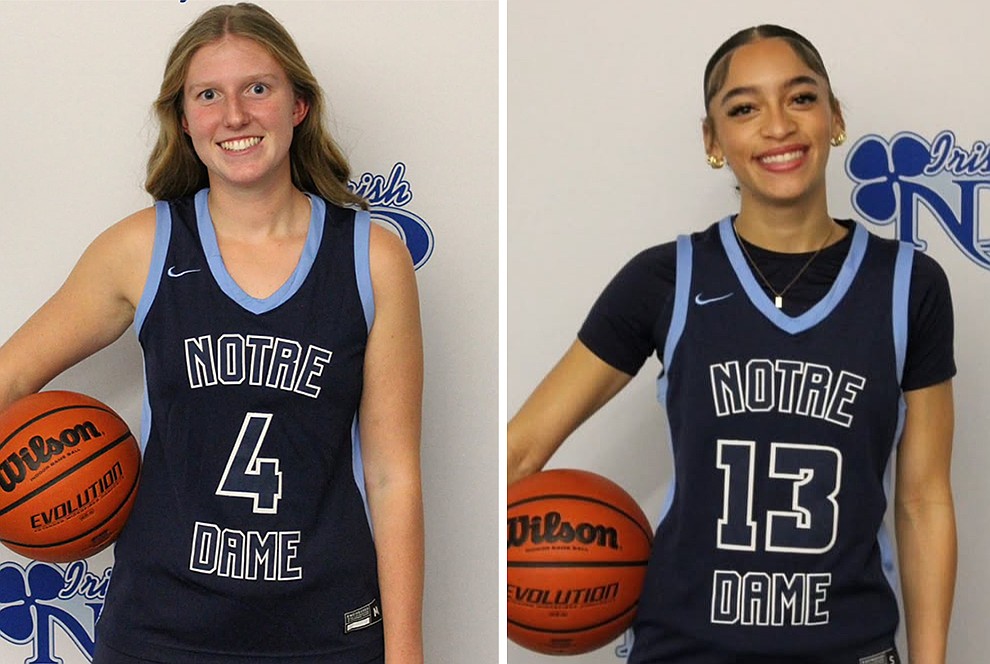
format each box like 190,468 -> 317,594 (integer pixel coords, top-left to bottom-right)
703,38 -> 844,211
181,35 -> 309,193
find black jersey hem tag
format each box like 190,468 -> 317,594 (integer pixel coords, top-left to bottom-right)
344,598 -> 383,633
859,647 -> 899,664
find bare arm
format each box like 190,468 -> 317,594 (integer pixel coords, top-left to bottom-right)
0,208 -> 155,412
359,224 -> 424,664
895,380 -> 956,664
507,340 -> 633,486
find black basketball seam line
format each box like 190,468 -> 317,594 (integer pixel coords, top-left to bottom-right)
1,463 -> 141,550
508,493 -> 654,542
0,404 -> 124,454
0,432 -> 137,518
507,601 -> 638,634
507,560 -> 650,568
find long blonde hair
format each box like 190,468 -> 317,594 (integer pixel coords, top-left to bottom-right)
145,3 -> 366,208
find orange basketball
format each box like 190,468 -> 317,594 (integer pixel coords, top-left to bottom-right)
507,468 -> 653,655
0,390 -> 141,562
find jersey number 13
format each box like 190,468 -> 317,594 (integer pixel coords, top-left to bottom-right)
716,440 -> 842,554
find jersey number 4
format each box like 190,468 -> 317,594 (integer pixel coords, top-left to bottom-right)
216,413 -> 283,514
716,440 -> 842,554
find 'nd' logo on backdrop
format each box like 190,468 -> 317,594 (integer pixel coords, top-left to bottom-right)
350,163 -> 435,270
845,131 -> 990,269
0,560 -> 110,663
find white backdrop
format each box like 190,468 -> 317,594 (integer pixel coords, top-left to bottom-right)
509,0 -> 989,662
0,1 -> 497,663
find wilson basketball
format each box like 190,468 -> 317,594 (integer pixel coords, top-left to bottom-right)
0,391 -> 140,562
507,468 -> 653,655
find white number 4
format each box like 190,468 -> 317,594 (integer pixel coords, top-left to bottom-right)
216,413 -> 283,514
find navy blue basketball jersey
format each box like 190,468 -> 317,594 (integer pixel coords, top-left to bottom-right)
629,218 -> 912,660
96,189 -> 384,663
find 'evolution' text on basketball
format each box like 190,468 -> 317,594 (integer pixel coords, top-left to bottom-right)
507,512 -> 619,549
31,461 -> 124,529
508,582 -> 620,608
0,421 -> 103,493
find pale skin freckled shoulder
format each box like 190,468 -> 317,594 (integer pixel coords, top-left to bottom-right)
88,206 -> 158,311
367,222 -> 417,289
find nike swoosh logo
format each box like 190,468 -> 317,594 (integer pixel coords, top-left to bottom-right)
694,292 -> 734,306
167,266 -> 201,278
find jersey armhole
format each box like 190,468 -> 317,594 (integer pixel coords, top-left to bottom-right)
354,209 -> 375,333
892,243 -> 914,383
351,210 -> 375,535
134,201 -> 172,337
657,234 -> 692,404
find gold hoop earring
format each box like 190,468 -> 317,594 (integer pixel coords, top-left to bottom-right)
707,154 -> 725,169
830,132 -> 847,147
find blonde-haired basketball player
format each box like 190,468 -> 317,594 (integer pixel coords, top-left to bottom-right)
0,4 -> 423,662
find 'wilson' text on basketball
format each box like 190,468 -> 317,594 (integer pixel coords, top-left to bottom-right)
507,512 -> 619,549
0,420 -> 103,492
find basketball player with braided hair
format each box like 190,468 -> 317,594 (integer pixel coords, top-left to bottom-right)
509,25 -> 955,663
0,4 -> 423,662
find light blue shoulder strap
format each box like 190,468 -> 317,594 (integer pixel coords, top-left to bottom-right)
892,242 -> 915,383
354,209 -> 375,333
134,201 -> 172,336
657,234 -> 692,404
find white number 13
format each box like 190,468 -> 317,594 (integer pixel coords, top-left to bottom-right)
716,440 -> 842,554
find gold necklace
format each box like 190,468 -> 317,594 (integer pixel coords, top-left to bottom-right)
733,222 -> 835,309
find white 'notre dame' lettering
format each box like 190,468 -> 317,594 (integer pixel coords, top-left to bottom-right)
709,359 -> 865,427
189,521 -> 302,581
710,570 -> 830,626
184,334 -> 332,398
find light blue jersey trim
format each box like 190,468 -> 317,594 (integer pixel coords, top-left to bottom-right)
879,243 -> 915,595
656,234 -> 692,404
892,243 -> 914,382
354,210 -> 375,332
654,235 -> 692,527
351,415 -> 374,536
655,420 -> 678,528
351,211 -> 374,533
193,188 -> 325,314
134,202 -> 173,455
878,400 -> 906,596
718,217 -> 869,335
134,202 -> 172,335
139,386 -> 152,457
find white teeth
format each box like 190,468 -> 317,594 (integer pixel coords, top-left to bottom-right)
219,137 -> 261,152
760,150 -> 804,164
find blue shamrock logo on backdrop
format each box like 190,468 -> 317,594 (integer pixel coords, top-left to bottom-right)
845,131 -> 990,269
0,561 -> 106,663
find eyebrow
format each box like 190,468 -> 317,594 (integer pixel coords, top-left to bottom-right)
718,75 -> 820,108
185,72 -> 281,92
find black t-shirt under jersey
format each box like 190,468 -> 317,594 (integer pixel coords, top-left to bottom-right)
579,219 -> 956,390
